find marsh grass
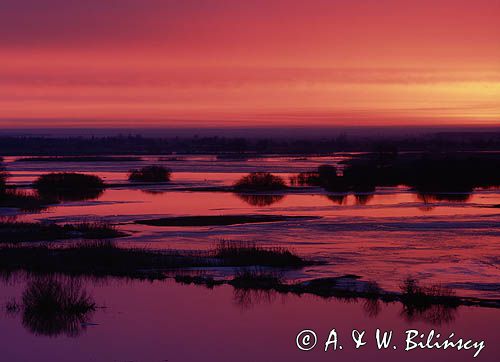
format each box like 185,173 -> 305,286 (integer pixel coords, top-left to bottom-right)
213,240 -> 307,267
0,221 -> 125,243
400,277 -> 457,307
0,189 -> 56,211
0,240 -> 311,278
0,241 -> 205,278
0,243 -> 486,320
399,277 -> 459,325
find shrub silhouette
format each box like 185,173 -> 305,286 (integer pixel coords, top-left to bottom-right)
128,165 -> 171,182
234,172 -> 287,191
342,162 -> 377,192
290,171 -> 321,186
34,173 -> 105,201
368,154 -> 500,193
294,153 -> 500,197
318,165 -> 337,180
291,165 -> 338,189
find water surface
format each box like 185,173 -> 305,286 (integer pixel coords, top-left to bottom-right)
0,154 -> 499,361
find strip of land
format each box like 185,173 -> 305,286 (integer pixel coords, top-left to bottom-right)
135,215 -> 318,227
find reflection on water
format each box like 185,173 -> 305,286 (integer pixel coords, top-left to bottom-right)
1,155 -> 499,361
416,192 -> 474,212
37,187 -> 105,203
354,193 -> 374,205
1,276 -> 498,362
163,274 -> 460,326
4,187 -> 499,300
2,156 -> 500,302
362,298 -> 382,318
233,287 -> 280,309
12,276 -> 96,338
324,194 -> 348,205
235,193 -> 285,206
22,303 -> 93,338
401,303 -> 458,326
417,192 -> 473,203
231,286 -> 458,325
139,188 -> 168,195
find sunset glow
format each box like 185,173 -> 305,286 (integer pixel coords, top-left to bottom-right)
1,0 -> 499,127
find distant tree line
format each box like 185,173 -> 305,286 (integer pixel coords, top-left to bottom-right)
0,131 -> 499,155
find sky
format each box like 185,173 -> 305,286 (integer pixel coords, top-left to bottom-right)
1,0 -> 499,128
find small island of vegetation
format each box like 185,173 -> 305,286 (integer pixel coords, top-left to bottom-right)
128,165 -> 172,182
233,172 -> 287,191
34,172 -> 106,201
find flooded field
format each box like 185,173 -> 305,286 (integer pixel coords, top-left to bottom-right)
1,275 -> 499,362
1,154 -> 499,361
2,155 -> 499,297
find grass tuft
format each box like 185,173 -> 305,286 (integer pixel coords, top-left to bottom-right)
400,277 -> 457,307
213,240 -> 307,267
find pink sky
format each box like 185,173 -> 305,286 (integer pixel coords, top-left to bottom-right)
1,0 -> 499,127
